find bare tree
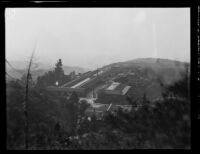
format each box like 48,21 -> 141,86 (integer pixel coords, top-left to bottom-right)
23,42 -> 37,150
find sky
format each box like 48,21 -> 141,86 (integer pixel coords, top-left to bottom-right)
5,8 -> 190,69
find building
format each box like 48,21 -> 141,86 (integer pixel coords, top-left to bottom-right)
97,81 -> 131,105
46,68 -> 131,105
47,69 -> 106,98
85,103 -> 132,119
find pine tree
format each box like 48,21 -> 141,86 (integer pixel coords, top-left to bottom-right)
54,59 -> 64,85
36,59 -> 69,88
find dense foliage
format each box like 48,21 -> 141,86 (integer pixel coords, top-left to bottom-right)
36,59 -> 71,87
6,60 -> 190,149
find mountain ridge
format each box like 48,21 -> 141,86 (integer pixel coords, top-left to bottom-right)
6,58 -> 189,80
6,60 -> 91,80
102,57 -> 189,70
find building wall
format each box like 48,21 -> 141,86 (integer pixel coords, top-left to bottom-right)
97,92 -> 130,105
46,86 -> 86,97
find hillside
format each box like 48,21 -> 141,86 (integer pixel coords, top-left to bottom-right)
6,60 -> 90,80
104,58 -> 188,70
102,58 -> 189,101
103,58 -> 189,84
6,58 -> 190,101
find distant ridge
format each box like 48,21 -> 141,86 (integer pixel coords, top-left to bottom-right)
6,58 -> 189,81
126,58 -> 189,64
99,58 -> 189,101
102,58 -> 189,69
6,60 -> 91,80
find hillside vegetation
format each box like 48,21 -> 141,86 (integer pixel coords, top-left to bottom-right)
6,58 -> 190,149
103,58 -> 189,101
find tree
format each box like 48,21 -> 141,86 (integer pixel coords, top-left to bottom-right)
142,93 -> 150,106
79,100 -> 90,117
66,92 -> 79,135
54,59 -> 65,85
36,59 -> 71,88
23,48 -> 36,149
163,69 -> 190,100
7,78 -> 64,149
7,80 -> 24,149
21,73 -> 34,88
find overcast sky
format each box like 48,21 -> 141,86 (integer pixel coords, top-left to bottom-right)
5,8 -> 190,69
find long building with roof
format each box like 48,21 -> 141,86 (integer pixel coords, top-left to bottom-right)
47,69 -> 105,97
47,68 -> 131,105
97,81 -> 131,105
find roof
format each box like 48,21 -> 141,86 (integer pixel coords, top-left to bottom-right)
60,69 -> 104,89
107,103 -> 112,111
122,86 -> 131,95
71,77 -> 91,88
99,82 -> 131,95
106,82 -> 120,90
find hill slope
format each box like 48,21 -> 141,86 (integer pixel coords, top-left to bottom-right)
6,61 -> 90,80
102,58 -> 189,101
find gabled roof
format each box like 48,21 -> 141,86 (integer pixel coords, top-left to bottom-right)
60,69 -> 105,89
99,81 -> 131,95
106,82 -> 120,90
122,86 -> 131,95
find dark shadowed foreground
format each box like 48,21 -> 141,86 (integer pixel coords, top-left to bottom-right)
6,59 -> 190,149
